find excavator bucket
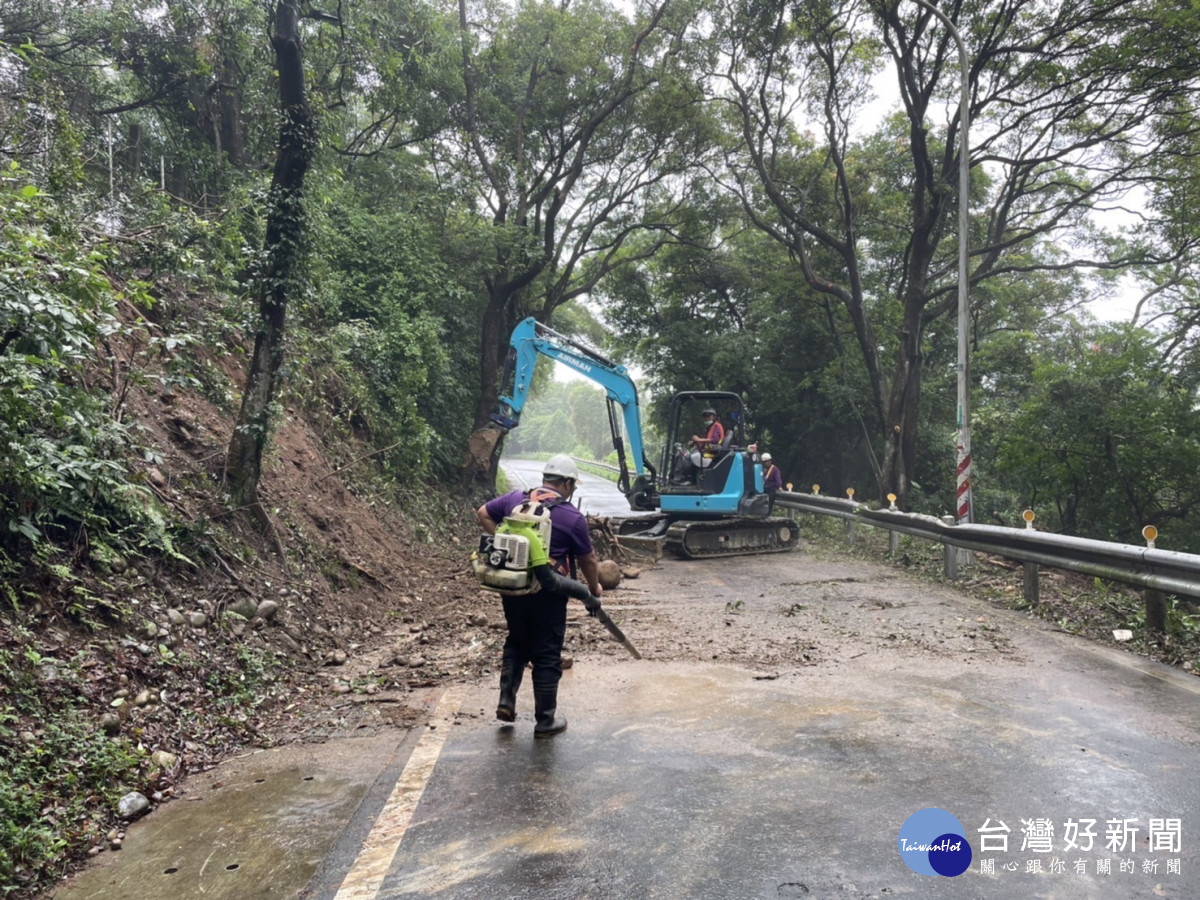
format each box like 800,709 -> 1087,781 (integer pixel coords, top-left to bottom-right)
463,424 -> 506,482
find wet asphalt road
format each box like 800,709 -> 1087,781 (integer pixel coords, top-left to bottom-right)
307,643 -> 1200,900
54,471 -> 1200,899
500,457 -> 634,518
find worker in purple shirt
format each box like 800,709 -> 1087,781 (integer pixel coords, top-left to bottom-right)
476,454 -> 602,738
762,452 -> 783,513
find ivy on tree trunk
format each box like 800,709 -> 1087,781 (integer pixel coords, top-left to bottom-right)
225,0 -> 314,527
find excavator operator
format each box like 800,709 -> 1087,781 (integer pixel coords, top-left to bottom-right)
674,407 -> 725,481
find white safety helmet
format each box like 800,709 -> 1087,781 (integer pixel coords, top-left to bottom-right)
543,454 -> 581,481
762,453 -> 772,462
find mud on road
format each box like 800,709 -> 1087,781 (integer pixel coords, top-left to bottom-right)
585,544 -> 1018,677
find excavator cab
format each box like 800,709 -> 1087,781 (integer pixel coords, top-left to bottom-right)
659,392 -> 770,519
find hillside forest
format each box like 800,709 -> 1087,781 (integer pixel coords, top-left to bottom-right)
4,0 -> 1200,891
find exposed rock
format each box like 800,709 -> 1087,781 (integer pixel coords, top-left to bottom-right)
117,792 -> 150,819
150,750 -> 177,770
598,559 -> 622,590
275,632 -> 303,654
324,648 -> 348,666
229,597 -> 259,619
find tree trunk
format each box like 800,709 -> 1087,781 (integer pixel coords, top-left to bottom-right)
127,122 -> 142,183
879,307 -> 924,506
224,0 -> 313,523
219,55 -> 246,169
460,292 -> 513,494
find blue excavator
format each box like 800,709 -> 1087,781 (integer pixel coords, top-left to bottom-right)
488,317 -> 798,559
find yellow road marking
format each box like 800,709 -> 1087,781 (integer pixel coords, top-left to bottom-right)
333,684 -> 467,899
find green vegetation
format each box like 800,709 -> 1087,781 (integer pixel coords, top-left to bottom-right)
6,0 -> 1200,549
5,0 -> 1200,890
0,170 -> 190,582
0,644 -> 144,893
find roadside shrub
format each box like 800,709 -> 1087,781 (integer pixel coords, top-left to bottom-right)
0,166 -> 185,575
0,646 -> 145,895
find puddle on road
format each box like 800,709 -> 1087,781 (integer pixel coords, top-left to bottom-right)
52,733 -> 400,900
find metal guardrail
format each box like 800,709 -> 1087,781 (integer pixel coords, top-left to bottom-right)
775,490 -> 1200,630
572,456 -> 620,475
567,455 -> 1200,627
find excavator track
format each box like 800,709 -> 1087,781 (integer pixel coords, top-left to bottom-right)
664,517 -> 799,559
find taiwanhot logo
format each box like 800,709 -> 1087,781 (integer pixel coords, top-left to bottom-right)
897,807 -> 973,877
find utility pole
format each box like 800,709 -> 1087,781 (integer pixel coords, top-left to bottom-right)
913,0 -> 972,524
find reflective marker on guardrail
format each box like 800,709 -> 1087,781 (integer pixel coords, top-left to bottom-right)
1021,511 -> 1038,602
1143,525 -> 1157,550
886,494 -> 899,553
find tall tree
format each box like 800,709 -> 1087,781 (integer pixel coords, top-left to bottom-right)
224,0 -> 315,529
449,0 -> 707,490
993,323 -> 1200,546
708,0 -> 1193,507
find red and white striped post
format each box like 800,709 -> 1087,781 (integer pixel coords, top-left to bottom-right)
956,437 -> 972,524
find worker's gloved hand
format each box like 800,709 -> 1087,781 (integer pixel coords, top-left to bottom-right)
583,595 -> 602,618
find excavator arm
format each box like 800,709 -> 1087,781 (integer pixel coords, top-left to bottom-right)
493,318 -> 658,510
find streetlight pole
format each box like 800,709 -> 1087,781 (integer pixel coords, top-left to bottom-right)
913,0 -> 972,525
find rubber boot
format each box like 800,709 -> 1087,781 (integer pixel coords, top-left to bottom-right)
533,688 -> 567,738
496,665 -> 522,723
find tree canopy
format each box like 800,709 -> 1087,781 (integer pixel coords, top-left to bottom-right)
4,0 -> 1200,563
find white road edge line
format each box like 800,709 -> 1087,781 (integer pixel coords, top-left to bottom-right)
332,684 -> 468,900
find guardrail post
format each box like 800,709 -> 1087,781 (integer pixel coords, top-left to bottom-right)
941,515 -> 957,579
1023,563 -> 1039,605
1141,526 -> 1165,634
845,488 -> 857,545
1022,510 -> 1039,604
886,493 -> 899,554
1144,589 -> 1166,635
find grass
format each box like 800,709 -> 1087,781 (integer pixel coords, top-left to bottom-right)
0,644 -> 146,896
